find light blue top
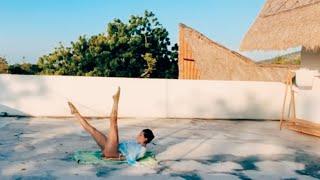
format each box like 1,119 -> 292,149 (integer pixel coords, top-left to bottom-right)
118,140 -> 146,166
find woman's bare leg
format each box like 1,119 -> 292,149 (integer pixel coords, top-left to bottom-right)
68,102 -> 107,150
104,87 -> 121,158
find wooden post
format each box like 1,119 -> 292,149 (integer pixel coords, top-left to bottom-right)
280,71 -> 291,130
280,70 -> 298,130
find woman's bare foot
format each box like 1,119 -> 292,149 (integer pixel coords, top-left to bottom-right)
112,87 -> 121,102
68,102 -> 79,115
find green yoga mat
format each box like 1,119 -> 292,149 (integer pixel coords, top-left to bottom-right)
73,150 -> 157,167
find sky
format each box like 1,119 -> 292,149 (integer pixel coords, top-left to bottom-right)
0,0 -> 296,64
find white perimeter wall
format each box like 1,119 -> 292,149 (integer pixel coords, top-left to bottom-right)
0,74 -> 319,121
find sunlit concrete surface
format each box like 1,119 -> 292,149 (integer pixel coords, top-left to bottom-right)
1,117 -> 320,179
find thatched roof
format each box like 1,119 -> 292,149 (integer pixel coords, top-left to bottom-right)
241,0 -> 320,51
179,24 -> 290,82
180,24 -> 255,65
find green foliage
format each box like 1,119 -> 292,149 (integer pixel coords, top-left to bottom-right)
272,55 -> 301,65
292,57 -> 301,65
141,53 -> 156,78
37,11 -> 178,78
274,57 -> 286,64
8,63 -> 41,75
0,57 -> 9,74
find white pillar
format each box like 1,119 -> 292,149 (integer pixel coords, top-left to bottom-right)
301,47 -> 320,71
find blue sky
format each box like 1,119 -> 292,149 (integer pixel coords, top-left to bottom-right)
0,0 -> 293,64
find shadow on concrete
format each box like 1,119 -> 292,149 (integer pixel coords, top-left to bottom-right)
0,74 -> 47,117
0,104 -> 29,117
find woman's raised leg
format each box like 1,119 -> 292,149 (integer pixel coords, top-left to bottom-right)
68,102 -> 107,150
103,87 -> 121,158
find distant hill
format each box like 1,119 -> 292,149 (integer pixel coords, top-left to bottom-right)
258,51 -> 301,65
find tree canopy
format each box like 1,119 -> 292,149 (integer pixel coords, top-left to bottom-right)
8,63 -> 40,75
37,11 -> 178,78
0,57 -> 8,74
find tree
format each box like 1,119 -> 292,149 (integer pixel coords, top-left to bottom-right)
0,57 -> 8,74
141,53 -> 156,78
8,62 -> 40,75
37,11 -> 178,78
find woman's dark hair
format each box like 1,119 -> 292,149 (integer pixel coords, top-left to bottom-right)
142,129 -> 155,144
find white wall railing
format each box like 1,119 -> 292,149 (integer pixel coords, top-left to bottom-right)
0,74 -> 318,121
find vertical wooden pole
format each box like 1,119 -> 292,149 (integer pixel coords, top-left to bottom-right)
179,25 -> 184,79
292,88 -> 297,122
280,71 -> 290,130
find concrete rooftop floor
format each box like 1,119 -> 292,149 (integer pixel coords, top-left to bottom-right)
1,117 -> 320,180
